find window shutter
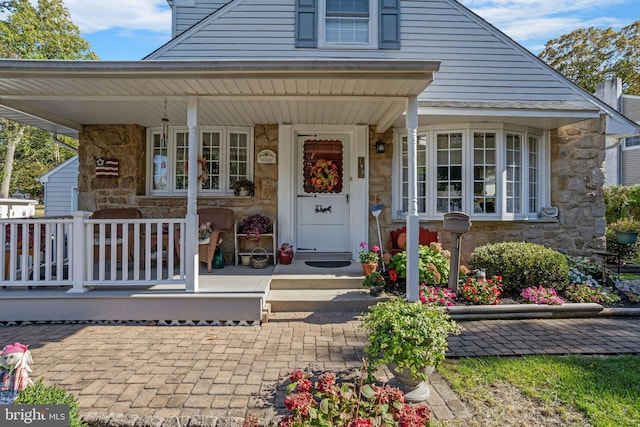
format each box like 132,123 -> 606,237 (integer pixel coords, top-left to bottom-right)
379,0 -> 400,49
296,0 -> 317,48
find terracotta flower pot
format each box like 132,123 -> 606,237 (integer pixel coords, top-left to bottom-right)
361,262 -> 378,275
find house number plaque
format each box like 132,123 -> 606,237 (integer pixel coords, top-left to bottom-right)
257,149 -> 276,164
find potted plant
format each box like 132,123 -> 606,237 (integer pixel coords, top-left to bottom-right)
230,178 -> 254,196
360,298 -> 461,402
358,242 -> 380,275
362,271 -> 386,296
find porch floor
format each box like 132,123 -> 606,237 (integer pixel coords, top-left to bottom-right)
0,258 -> 371,323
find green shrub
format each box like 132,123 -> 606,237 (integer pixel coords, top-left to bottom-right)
15,378 -> 86,427
606,217 -> 640,262
604,185 -> 640,224
469,242 -> 569,292
388,243 -> 450,285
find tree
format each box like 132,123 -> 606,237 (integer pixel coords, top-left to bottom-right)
538,20 -> 640,96
0,0 -> 97,199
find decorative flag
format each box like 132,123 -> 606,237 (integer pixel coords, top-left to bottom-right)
95,158 -> 119,177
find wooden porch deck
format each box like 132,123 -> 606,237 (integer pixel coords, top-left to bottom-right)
0,259 -> 371,324
0,263 -> 274,325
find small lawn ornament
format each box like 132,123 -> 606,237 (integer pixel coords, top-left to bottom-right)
0,342 -> 33,404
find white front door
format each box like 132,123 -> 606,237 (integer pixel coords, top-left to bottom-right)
295,136 -> 350,253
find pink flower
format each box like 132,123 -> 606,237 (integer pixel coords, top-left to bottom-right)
297,379 -> 312,393
349,418 -> 373,427
360,242 -> 367,248
372,245 -> 380,252
317,371 -> 336,394
289,369 -> 304,382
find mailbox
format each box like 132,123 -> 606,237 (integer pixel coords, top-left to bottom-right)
443,212 -> 471,234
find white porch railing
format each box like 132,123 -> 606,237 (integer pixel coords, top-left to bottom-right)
1,214 -> 187,291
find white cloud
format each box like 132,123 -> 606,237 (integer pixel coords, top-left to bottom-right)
459,0 -> 633,46
64,0 -> 171,34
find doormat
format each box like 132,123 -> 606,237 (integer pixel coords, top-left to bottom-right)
305,260 -> 351,268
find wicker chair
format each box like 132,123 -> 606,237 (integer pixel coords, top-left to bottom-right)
175,208 -> 234,272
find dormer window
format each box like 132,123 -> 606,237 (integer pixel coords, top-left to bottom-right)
295,0 -> 400,49
324,0 -> 372,45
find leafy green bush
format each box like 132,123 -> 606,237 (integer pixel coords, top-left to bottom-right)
604,184 -> 640,224
15,378 -> 86,427
468,242 -> 569,292
388,243 -> 450,285
606,217 -> 640,262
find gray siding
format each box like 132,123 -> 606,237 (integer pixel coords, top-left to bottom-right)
622,148 -> 640,186
173,0 -> 229,36
622,95 -> 640,122
41,156 -> 78,217
150,0 -> 593,108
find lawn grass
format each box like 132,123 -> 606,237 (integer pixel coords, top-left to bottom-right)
438,355 -> 640,427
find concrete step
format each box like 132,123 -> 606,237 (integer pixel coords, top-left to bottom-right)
271,259 -> 365,290
267,288 -> 386,312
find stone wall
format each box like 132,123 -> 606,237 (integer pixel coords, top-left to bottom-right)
78,124 -> 146,212
368,117 -> 607,264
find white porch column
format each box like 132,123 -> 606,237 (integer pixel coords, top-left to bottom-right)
67,211 -> 90,293
185,96 -> 199,292
405,96 -> 419,302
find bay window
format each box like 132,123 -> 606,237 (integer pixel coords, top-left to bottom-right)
148,127 -> 253,195
396,126 -> 546,220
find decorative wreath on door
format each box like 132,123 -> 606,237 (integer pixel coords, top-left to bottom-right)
185,157 -> 208,183
309,159 -> 339,192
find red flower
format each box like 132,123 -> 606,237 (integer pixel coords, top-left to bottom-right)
289,370 -> 304,382
349,418 -> 373,427
297,379 -> 312,393
389,270 -> 398,282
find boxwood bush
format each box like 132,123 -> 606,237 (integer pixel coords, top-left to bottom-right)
14,379 -> 86,427
469,242 -> 569,292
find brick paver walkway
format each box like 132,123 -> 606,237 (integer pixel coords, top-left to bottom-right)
0,313 -> 638,424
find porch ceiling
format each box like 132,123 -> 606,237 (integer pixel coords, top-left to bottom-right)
0,59 -> 440,138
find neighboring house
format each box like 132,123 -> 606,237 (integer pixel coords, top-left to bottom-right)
38,155 -> 79,217
595,75 -> 640,186
0,0 -> 639,292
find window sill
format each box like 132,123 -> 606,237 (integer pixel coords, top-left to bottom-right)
392,214 -> 558,224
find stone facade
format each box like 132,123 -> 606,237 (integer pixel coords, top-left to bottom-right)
78,118 -> 606,265
368,117 -> 607,263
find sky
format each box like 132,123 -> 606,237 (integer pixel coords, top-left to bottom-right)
60,0 -> 638,61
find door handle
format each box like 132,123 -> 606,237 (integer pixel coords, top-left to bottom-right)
297,194 -> 317,198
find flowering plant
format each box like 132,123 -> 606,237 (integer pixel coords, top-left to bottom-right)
388,243 -> 449,285
564,282 -> 620,304
278,367 -> 431,427
520,286 -> 564,305
362,272 -> 386,288
309,159 -> 339,192
358,242 -> 380,264
459,275 -> 503,305
198,221 -> 212,237
239,214 -> 271,240
419,284 -> 457,307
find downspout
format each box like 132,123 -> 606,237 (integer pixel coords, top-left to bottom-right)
405,96 -> 419,302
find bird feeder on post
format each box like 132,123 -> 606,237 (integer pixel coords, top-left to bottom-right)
443,212 -> 471,293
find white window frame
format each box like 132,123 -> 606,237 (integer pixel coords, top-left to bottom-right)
624,135 -> 640,149
393,124 -> 548,221
318,0 -> 377,49
147,126 -> 254,196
